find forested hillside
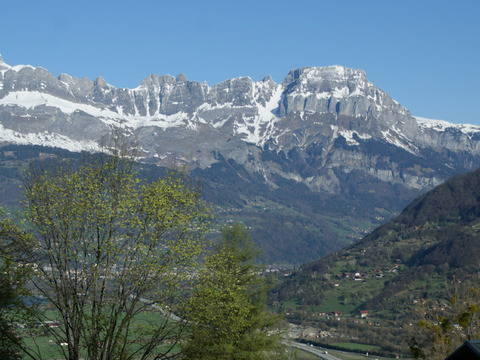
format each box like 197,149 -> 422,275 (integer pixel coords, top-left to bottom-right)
273,166 -> 480,321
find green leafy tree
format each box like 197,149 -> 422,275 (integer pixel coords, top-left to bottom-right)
0,272 -> 22,360
410,280 -> 480,359
182,224 -> 284,360
0,211 -> 32,360
17,151 -> 210,360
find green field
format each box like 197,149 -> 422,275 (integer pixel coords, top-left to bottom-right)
327,349 -> 397,360
293,349 -> 320,360
332,342 -> 382,352
307,276 -> 391,315
23,336 -> 64,359
19,306 -> 179,359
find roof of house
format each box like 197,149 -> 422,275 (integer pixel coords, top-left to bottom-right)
445,340 -> 480,359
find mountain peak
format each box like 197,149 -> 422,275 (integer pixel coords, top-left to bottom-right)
139,74 -> 177,88
175,73 -> 187,82
284,65 -> 367,84
261,75 -> 274,83
94,76 -> 109,88
0,54 -> 11,72
306,65 -> 364,76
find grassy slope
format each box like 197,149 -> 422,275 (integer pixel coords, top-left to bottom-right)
270,168 -> 480,355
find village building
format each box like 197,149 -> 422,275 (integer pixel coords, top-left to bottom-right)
360,310 -> 369,318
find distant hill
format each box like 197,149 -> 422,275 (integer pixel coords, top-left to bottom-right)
272,167 -> 480,320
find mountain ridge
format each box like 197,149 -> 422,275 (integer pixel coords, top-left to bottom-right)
1,54 -> 480,263
1,55 -> 479,153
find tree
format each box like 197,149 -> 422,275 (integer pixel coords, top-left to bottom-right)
0,270 -> 22,360
182,224 -> 284,360
410,280 -> 480,360
0,210 -> 32,360
18,152 -> 210,360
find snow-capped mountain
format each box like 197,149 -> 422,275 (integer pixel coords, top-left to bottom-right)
1,54 -> 480,262
2,53 -> 480,189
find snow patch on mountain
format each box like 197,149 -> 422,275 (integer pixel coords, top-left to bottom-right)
0,57 -> 38,75
0,91 -> 119,118
0,123 -> 102,152
381,127 -> 418,154
235,83 -> 283,145
0,91 -> 191,130
415,116 -> 480,134
331,126 -> 372,146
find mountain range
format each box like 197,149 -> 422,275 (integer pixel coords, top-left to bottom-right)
1,54 -> 480,263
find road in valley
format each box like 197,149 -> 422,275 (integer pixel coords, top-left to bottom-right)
284,341 -> 342,360
138,297 -> 183,321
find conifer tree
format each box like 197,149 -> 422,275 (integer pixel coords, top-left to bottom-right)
182,224 -> 284,360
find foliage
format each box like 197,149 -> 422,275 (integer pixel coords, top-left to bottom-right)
17,151 -> 210,360
410,281 -> 480,360
182,224 -> 284,360
0,210 -> 33,360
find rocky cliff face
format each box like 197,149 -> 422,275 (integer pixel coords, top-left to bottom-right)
1,55 -> 479,262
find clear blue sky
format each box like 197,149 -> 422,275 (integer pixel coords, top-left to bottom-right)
2,0 -> 479,124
